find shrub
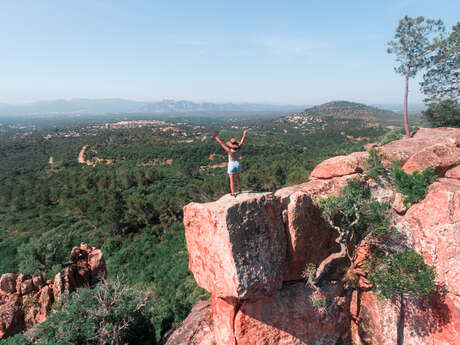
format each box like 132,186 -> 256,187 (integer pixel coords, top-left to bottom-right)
364,148 -> 386,180
312,297 -> 326,308
378,129 -> 404,145
367,250 -> 436,299
32,279 -> 156,345
391,163 -> 437,206
318,179 -> 394,239
0,334 -> 32,345
301,263 -> 317,284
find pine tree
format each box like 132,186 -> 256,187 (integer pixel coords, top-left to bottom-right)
387,16 -> 444,136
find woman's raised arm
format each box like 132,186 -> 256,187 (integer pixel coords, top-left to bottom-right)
212,133 -> 230,152
239,130 -> 248,147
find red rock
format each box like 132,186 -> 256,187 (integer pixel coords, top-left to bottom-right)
357,291 -> 400,345
402,143 -> 460,175
20,279 -> 35,295
15,275 -> 24,295
211,296 -> 238,345
446,165 -> 460,179
0,274 -> 17,295
392,192 -> 407,214
0,244 -> 106,340
277,174 -> 361,203
87,247 -> 107,286
163,300 -> 214,345
32,274 -> 44,289
309,151 -> 368,179
380,127 -> 460,167
36,285 -> 53,323
184,192 -> 286,299
274,189 -> 341,281
0,294 -> 23,339
234,282 -> 349,345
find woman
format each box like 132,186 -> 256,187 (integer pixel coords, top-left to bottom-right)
212,130 -> 248,197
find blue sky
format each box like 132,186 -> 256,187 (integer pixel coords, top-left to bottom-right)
0,0 -> 458,105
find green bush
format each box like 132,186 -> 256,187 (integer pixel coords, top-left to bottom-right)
318,179 -> 394,239
378,129 -> 404,145
32,279 -> 156,345
364,148 -> 386,180
391,163 -> 437,206
367,250 -> 436,299
0,334 -> 32,345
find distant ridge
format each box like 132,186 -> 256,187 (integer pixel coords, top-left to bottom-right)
0,98 -> 305,116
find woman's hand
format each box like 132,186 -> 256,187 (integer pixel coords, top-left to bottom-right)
212,132 -> 217,138
243,130 -> 248,135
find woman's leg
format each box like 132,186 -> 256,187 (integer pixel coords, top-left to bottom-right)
229,173 -> 235,195
235,173 -> 241,193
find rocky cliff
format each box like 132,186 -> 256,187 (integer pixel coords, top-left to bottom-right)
0,243 -> 106,339
167,127 -> 460,345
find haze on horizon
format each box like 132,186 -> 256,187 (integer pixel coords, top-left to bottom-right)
1,0 -> 458,106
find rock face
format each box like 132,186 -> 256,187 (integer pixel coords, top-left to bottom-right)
0,244 -> 106,339
446,165 -> 460,179
234,282 -> 348,345
180,182 -> 354,345
381,127 -> 460,170
162,300 -> 214,345
274,175 -> 358,281
169,127 -> 460,345
184,193 -> 286,299
309,151 -> 367,179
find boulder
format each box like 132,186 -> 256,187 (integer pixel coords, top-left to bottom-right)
309,151 -> 368,179
446,165 -> 460,179
380,127 -> 460,167
162,300 -> 214,345
0,274 -> 17,295
234,282 -> 349,345
37,285 -> 53,323
402,143 -> 460,175
0,294 -> 23,339
392,192 -> 407,214
184,192 -> 286,299
277,174 -> 361,203
87,247 -> 107,285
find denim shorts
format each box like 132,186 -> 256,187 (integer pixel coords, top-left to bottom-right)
228,161 -> 241,174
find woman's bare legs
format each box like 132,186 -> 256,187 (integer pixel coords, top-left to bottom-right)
229,173 -> 235,196
235,173 -> 241,193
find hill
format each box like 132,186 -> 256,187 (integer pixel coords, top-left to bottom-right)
280,100 -> 401,130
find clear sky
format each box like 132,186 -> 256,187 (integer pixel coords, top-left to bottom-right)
0,0 -> 458,105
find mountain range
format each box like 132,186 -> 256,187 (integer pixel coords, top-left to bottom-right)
0,99 -> 305,116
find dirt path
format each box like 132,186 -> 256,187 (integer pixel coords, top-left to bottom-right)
78,145 -> 87,163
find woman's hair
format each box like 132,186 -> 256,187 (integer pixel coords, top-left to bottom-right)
227,138 -> 240,150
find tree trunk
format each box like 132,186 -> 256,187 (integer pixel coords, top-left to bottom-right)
403,68 -> 410,137
397,293 -> 405,345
